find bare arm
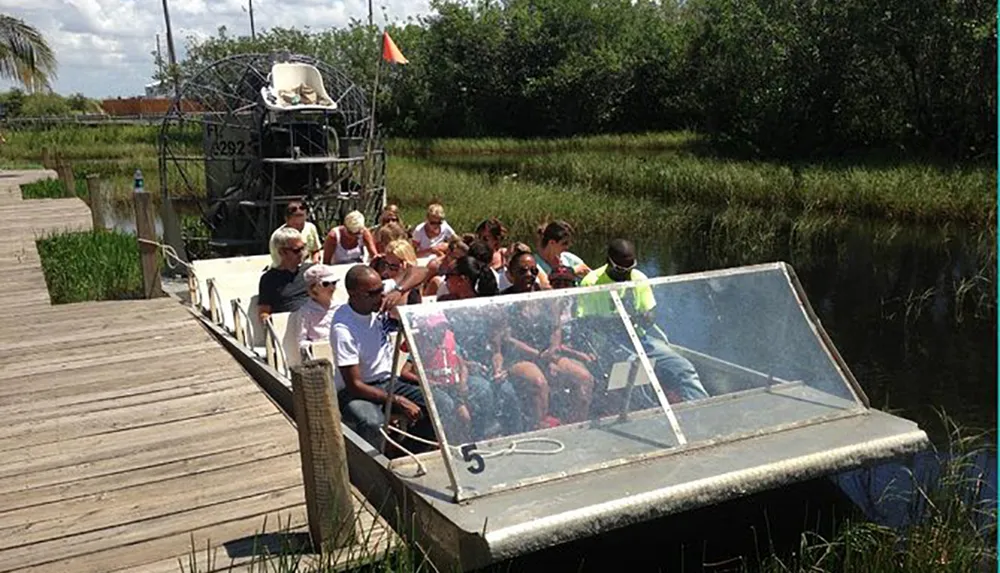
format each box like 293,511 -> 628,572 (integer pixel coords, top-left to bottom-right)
380,265 -> 432,313
362,228 -> 379,258
321,229 -> 338,265
399,361 -> 421,384
258,304 -> 272,323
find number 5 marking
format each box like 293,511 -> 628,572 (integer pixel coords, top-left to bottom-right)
460,443 -> 485,474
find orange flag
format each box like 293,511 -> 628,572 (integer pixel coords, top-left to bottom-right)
382,31 -> 409,65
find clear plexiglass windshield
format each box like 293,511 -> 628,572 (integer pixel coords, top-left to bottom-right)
397,262 -> 867,501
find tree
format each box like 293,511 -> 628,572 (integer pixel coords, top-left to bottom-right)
0,15 -> 56,92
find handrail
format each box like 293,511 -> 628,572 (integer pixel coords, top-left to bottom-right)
231,298 -> 253,347
263,316 -> 289,377
206,279 -> 224,328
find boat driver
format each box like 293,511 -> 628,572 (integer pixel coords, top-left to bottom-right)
575,239 -> 709,403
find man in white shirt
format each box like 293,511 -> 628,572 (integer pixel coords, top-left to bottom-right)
330,265 -> 432,449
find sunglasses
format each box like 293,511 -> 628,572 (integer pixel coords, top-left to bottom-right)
383,216 -> 399,223
358,286 -> 384,297
286,206 -> 306,215
427,220 -> 443,227
385,261 -> 402,271
283,245 -> 305,254
608,258 -> 636,273
514,265 -> 539,276
321,280 -> 337,288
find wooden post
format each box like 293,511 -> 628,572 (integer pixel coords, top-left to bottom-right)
55,158 -> 76,198
291,359 -> 358,552
41,147 -> 51,169
86,174 -> 105,230
133,189 -> 164,298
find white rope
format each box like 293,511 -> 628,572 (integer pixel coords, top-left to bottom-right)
136,237 -> 195,273
381,424 -> 565,475
379,427 -> 428,477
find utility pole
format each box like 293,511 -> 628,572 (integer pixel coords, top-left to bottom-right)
160,0 -> 180,98
249,0 -> 256,40
368,0 -> 373,28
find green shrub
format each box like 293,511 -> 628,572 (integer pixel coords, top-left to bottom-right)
37,230 -> 144,304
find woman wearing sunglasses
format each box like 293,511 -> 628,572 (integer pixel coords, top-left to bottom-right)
411,203 -> 455,257
285,265 -> 340,367
268,201 -> 321,268
378,204 -> 404,228
494,252 -> 595,429
376,239 -> 422,305
322,210 -> 379,265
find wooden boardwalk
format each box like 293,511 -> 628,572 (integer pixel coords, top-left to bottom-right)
0,171 -> 395,572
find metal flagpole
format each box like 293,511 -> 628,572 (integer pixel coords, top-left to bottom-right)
363,34 -> 382,198
160,0 -> 180,99
249,0 -> 257,40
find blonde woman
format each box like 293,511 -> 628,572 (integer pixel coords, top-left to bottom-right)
411,203 -> 455,257
323,210 -> 379,265
378,239 -> 423,305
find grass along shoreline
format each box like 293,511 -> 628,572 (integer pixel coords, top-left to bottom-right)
3,126 -> 994,227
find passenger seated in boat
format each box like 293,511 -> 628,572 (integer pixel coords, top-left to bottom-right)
269,201 -> 321,268
373,221 -> 408,254
400,312 -> 500,441
331,265 -> 434,450
377,204 -> 404,229
576,238 -> 709,403
258,227 -> 314,322
377,239 -> 422,305
323,210 -> 379,265
495,252 -> 595,429
500,242 -> 550,291
411,203 -> 455,257
285,264 -> 339,367
475,217 -> 509,273
425,235 -> 471,297
548,265 -> 580,290
435,256 -> 524,435
535,220 -> 590,284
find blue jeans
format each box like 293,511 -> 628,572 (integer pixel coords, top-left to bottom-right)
338,378 -> 434,450
431,374 -> 493,441
642,336 -> 709,402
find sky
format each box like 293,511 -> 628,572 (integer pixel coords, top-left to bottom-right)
0,0 -> 432,98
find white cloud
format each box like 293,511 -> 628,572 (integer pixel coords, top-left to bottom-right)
0,0 -> 432,97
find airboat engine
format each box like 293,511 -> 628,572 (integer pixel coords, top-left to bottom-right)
157,53 -> 386,256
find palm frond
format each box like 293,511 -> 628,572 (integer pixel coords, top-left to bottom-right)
0,14 -> 57,90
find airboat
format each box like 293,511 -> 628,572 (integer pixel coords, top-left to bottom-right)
158,53 -> 929,571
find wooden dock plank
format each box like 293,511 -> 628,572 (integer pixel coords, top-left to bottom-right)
0,173 -> 397,572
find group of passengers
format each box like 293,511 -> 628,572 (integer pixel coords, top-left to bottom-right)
258,201 -> 709,452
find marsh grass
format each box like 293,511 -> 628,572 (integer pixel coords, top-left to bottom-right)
428,152 -> 997,228
36,230 -> 145,304
8,126 -> 993,227
755,415 -> 996,573
179,510 -> 434,573
20,178 -> 84,200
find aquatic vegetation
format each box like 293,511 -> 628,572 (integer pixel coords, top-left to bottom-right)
36,229 -> 145,304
